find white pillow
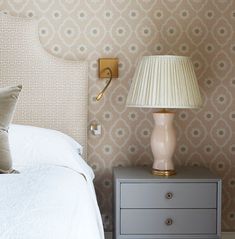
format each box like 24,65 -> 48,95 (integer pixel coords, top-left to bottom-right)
8,124 -> 94,180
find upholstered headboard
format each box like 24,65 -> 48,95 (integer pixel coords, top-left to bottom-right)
0,12 -> 88,157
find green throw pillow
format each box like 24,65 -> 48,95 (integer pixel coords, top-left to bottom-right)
0,85 -> 22,173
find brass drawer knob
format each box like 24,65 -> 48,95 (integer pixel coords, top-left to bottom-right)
165,218 -> 173,226
165,192 -> 173,199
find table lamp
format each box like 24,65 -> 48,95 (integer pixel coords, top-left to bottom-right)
126,55 -> 202,176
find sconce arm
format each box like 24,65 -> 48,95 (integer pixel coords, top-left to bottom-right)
96,67 -> 113,101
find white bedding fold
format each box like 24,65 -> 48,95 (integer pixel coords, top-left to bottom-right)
0,165 -> 104,239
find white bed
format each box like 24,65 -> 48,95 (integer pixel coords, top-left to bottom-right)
0,124 -> 105,239
0,165 -> 103,239
0,11 -> 104,239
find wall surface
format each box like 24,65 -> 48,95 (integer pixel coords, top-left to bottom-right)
1,0 -> 235,231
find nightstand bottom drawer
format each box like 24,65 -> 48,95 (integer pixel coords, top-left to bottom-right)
121,209 -> 217,235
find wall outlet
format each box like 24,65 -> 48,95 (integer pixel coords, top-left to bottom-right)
90,122 -> 102,136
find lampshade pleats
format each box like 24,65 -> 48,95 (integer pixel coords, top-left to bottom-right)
126,55 -> 202,109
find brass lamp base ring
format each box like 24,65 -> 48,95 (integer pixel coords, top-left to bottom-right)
152,168 -> 176,176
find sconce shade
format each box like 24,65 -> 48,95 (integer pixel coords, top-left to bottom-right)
126,55 -> 202,109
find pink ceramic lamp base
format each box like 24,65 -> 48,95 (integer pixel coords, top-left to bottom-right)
150,111 -> 176,176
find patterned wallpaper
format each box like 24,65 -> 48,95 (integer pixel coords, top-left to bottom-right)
1,0 -> 235,231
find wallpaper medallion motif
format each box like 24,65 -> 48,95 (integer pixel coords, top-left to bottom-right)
1,0 -> 235,231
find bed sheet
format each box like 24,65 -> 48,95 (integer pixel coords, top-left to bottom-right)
0,165 -> 104,239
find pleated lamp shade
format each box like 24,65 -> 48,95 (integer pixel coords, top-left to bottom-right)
126,55 -> 202,109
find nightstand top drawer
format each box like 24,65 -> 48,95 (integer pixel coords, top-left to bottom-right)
121,209 -> 217,235
121,182 -> 217,209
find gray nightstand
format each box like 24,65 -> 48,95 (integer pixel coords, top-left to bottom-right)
113,167 -> 221,239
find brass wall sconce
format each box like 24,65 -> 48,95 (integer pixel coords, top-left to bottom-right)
96,58 -> 119,101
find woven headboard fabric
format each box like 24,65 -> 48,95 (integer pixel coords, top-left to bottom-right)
0,12 -> 88,157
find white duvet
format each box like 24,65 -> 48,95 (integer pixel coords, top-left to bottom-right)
0,165 -> 104,239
